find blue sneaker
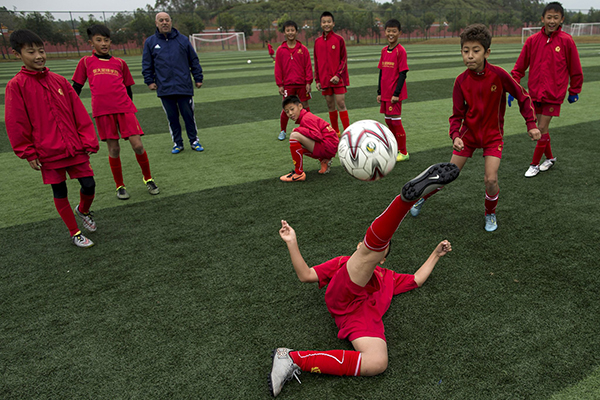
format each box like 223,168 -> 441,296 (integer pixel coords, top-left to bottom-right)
171,145 -> 183,154
410,198 -> 425,217
278,130 -> 286,141
192,141 -> 204,152
485,213 -> 498,232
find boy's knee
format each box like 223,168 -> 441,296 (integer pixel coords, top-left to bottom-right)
484,175 -> 498,187
78,176 -> 96,195
362,354 -> 388,376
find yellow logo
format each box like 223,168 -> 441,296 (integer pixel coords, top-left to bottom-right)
366,142 -> 377,153
498,144 -> 503,151
491,85 -> 497,92
332,45 -> 336,50
549,107 -> 554,112
298,49 -> 303,54
311,367 -> 322,374
388,106 -> 393,111
555,46 -> 560,52
58,88 -> 64,96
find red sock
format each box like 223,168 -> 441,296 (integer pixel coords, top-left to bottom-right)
108,156 -> 124,188
364,195 -> 415,252
544,132 -> 554,159
290,140 -> 305,174
387,118 -> 407,154
54,197 -> 79,236
79,192 -> 95,214
290,350 -> 361,376
531,133 -> 550,165
485,189 -> 499,215
280,110 -> 289,132
339,110 -> 350,130
328,111 -> 340,133
135,151 -> 152,181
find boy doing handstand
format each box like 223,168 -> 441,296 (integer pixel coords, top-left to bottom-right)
409,24 -> 541,232
72,24 -> 159,200
279,96 -> 338,182
5,30 -> 99,248
269,162 -> 460,397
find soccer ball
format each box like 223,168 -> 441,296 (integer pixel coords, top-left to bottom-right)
247,60 -> 252,64
338,120 -> 397,181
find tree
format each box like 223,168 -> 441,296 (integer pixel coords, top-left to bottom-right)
235,18 -> 253,44
422,11 -> 436,39
17,11 -> 55,42
177,13 -> 205,36
255,14 -> 275,47
77,14 -> 102,41
129,9 -> 155,46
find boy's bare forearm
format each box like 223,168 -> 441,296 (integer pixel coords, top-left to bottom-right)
285,241 -> 317,283
414,245 -> 447,287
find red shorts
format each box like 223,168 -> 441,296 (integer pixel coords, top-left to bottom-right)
453,138 -> 504,159
534,102 -> 561,117
293,127 -> 338,160
41,160 -> 94,184
282,85 -> 311,103
321,86 -> 347,96
95,113 -> 144,141
380,100 -> 402,115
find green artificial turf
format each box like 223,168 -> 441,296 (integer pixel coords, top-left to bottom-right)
1,43 -> 600,399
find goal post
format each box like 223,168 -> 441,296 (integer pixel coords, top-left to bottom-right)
521,27 -> 541,44
570,23 -> 600,37
189,32 -> 246,52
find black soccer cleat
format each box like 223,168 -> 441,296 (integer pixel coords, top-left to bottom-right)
401,162 -> 460,202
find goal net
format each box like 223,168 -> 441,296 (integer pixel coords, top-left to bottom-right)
521,27 -> 541,44
570,23 -> 600,37
189,32 -> 246,52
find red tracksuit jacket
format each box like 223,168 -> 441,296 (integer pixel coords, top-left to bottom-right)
313,31 -> 349,89
5,67 -> 99,168
274,41 -> 313,87
511,26 -> 583,105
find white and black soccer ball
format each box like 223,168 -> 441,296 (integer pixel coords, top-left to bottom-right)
338,120 -> 397,181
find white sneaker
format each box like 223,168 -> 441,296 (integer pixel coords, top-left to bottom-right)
268,348 -> 301,397
524,164 -> 540,178
75,205 -> 97,232
72,231 -> 94,248
278,131 -> 286,141
539,158 -> 556,172
484,213 -> 498,232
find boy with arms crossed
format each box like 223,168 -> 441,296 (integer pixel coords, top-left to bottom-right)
509,2 -> 583,177
377,19 -> 410,162
313,11 -> 350,136
279,96 -> 338,182
409,24 -> 541,232
73,25 -> 159,200
275,20 -> 313,141
269,162 -> 460,397
5,30 -> 99,248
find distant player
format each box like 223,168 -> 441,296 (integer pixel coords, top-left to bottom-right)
266,41 -> 275,62
313,11 -> 350,136
5,30 -> 99,248
269,163 -> 460,397
72,24 -> 159,200
510,1 -> 583,177
409,24 -> 541,232
279,96 -> 338,182
275,20 -> 313,141
377,19 -> 410,162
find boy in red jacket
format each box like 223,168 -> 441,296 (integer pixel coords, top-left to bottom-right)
510,2 -> 583,177
408,24 -> 540,232
275,20 -> 313,141
72,24 -> 159,200
5,30 -> 99,248
313,11 -> 350,136
279,96 -> 339,182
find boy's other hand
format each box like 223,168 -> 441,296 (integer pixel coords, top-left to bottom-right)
329,75 -> 340,85
279,220 -> 297,243
28,159 -> 42,171
528,128 -> 541,141
376,95 -> 381,104
391,96 -> 400,104
279,86 -> 285,96
148,83 -> 157,90
305,83 -> 311,94
435,240 -> 452,257
452,137 -> 464,152
316,83 -> 322,91
507,94 -> 514,107
568,94 -> 579,103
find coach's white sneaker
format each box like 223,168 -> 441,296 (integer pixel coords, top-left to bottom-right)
525,164 -> 540,178
268,348 -> 301,397
539,158 -> 556,172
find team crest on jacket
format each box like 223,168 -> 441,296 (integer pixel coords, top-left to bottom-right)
491,85 -> 497,92
298,49 -> 303,54
58,88 -> 64,96
332,45 -> 336,50
555,46 -> 561,52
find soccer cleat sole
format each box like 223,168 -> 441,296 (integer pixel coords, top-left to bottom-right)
268,349 -> 277,397
401,163 -> 460,202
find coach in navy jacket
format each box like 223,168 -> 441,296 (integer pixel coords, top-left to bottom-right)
142,12 -> 205,153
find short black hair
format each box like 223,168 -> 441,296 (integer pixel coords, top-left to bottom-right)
10,29 -> 44,54
282,95 -> 301,109
543,2 -> 564,17
87,24 -> 111,40
384,19 -> 401,30
282,20 -> 298,32
460,23 -> 492,52
320,11 -> 334,22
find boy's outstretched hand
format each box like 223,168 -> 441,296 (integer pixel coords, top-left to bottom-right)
528,128 -> 541,141
435,240 -> 452,257
279,220 -> 297,243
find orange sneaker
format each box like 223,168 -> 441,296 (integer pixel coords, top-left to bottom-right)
280,171 -> 306,182
318,159 -> 332,174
